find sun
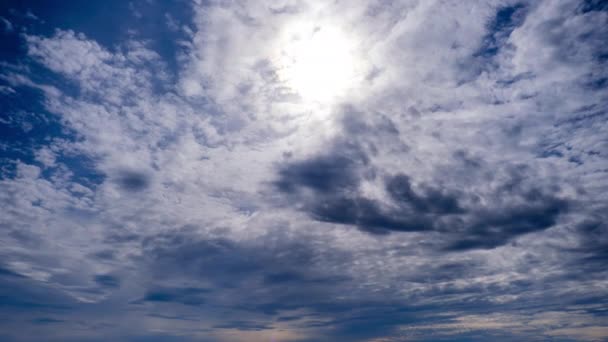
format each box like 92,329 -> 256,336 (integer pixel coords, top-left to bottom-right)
275,22 -> 361,105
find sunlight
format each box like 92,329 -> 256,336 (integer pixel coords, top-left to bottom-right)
275,22 -> 360,104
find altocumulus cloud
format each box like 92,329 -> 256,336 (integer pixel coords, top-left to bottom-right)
0,0 -> 607,341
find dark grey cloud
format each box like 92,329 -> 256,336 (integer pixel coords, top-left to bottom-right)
0,271 -> 73,311
115,170 -> 151,192
566,214 -> 608,276
275,125 -> 569,250
139,228 -> 349,296
141,287 -> 209,306
137,233 -> 424,338
93,274 -> 120,288
445,192 -> 568,250
385,174 -> 463,215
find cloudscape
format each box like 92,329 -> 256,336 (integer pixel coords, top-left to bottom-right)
1,1 -> 607,341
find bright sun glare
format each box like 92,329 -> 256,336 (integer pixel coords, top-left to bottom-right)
276,23 -> 360,104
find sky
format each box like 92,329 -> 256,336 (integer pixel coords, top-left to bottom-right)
0,0 -> 607,341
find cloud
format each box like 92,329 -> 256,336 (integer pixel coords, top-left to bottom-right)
93,274 -> 121,288
141,287 -> 208,306
274,119 -> 569,249
0,0 -> 606,341
0,17 -> 13,32
114,170 -> 151,192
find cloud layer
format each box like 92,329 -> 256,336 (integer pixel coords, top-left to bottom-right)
0,0 -> 607,341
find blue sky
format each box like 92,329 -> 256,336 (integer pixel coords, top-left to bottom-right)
0,1 -> 607,341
